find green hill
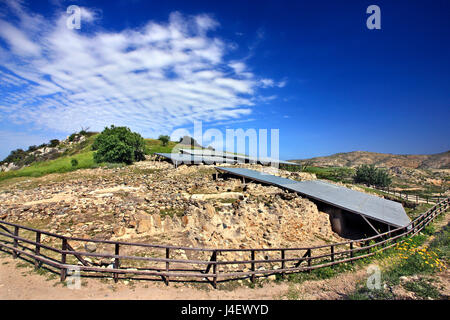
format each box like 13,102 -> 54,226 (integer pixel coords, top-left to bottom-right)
0,132 -> 184,183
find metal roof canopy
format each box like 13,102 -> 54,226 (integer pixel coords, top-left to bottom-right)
216,167 -> 411,229
180,148 -> 300,166
155,153 -> 237,165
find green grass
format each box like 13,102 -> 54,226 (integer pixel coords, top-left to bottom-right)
145,139 -> 177,154
285,263 -> 356,284
300,166 -> 355,183
429,222 -> 450,261
403,279 -> 441,299
405,203 -> 434,219
347,285 -> 395,300
346,217 -> 447,300
0,151 -> 99,182
159,207 -> 184,218
0,134 -> 102,183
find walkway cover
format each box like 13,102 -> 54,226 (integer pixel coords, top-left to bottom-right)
216,167 -> 411,229
155,153 -> 237,165
180,149 -> 300,166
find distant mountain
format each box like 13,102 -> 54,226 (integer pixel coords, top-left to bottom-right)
290,151 -> 450,169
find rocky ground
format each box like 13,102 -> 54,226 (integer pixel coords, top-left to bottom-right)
1,158 -> 448,299
0,158 -> 345,268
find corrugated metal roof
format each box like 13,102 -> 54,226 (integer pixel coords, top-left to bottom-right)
216,167 -> 410,228
179,149 -> 300,166
155,153 -> 237,164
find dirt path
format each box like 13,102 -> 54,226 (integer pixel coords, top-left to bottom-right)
1,213 -> 447,300
0,252 -> 371,300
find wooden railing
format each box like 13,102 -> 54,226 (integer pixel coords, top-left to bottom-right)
372,186 -> 445,204
0,197 -> 448,288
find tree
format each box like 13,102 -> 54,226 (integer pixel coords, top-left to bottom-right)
354,164 -> 391,188
1,149 -> 27,165
27,145 -> 38,152
300,160 -> 313,172
49,139 -> 60,148
92,125 -> 146,164
158,135 -> 170,146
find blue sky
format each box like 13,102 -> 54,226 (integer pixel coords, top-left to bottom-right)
0,0 -> 449,160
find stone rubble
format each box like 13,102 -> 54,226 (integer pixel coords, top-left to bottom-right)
0,160 -> 343,265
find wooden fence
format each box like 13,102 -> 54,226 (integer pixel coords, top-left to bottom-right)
374,186 -> 445,204
0,197 -> 448,288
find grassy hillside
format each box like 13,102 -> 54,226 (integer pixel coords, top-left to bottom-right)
0,134 -> 99,182
0,151 -> 97,182
291,150 -> 450,169
0,136 -> 183,183
145,138 -> 178,154
301,166 -> 355,183
144,137 -> 207,154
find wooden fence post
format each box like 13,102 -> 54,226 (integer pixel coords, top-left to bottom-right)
307,249 -> 312,272
330,245 -> 335,263
281,250 -> 286,279
60,238 -> 67,282
114,244 -> 120,283
251,250 -> 256,283
212,250 -> 218,289
165,247 -> 170,285
12,226 -> 19,259
350,242 -> 354,264
34,232 -> 41,269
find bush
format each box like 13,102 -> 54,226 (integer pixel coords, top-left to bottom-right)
92,125 -> 146,164
49,139 -> 60,148
1,149 -> 27,165
71,159 -> 79,167
68,133 -> 78,142
158,135 -> 170,146
27,145 -> 38,152
354,164 -> 392,187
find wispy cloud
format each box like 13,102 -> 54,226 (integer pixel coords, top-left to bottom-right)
0,2 -> 285,137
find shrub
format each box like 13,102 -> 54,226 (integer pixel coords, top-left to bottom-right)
68,133 -> 78,142
158,135 -> 170,146
49,139 -> 60,148
71,159 -> 79,167
354,164 -> 392,187
1,149 -> 27,165
27,145 -> 38,152
23,154 -> 37,166
92,125 -> 146,164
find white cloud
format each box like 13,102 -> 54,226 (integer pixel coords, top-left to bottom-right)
0,21 -> 41,56
0,2 -> 285,137
259,78 -> 286,88
229,61 -> 246,74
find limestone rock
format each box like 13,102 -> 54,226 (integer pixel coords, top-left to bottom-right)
85,242 -> 97,253
113,226 -> 126,237
204,204 -> 216,218
136,219 -> 152,234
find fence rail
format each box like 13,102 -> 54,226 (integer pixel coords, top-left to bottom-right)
372,186 -> 445,204
0,197 -> 448,288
